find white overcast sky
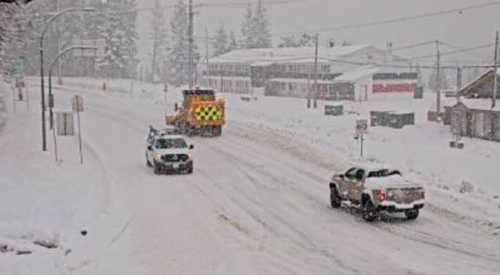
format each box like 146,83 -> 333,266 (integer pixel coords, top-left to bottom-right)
136,0 -> 500,67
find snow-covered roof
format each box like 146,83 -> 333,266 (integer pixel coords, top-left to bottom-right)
335,66 -> 378,82
268,78 -> 334,85
209,45 -> 370,64
444,98 -> 500,111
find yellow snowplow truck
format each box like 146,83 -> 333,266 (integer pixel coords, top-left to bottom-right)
166,89 -> 225,137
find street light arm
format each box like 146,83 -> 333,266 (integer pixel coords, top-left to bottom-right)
48,46 -> 97,79
39,7 -> 97,48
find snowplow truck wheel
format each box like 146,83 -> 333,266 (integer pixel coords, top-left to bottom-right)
405,209 -> 419,220
330,185 -> 341,208
362,196 -> 378,222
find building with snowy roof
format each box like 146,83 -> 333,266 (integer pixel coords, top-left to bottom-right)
459,68 -> 500,99
203,45 -> 420,101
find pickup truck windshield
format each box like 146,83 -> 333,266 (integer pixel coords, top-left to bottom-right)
155,138 -> 187,149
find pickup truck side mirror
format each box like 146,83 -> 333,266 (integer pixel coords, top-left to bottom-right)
189,144 -> 194,150
147,145 -> 153,151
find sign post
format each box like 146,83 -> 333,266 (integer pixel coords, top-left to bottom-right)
72,95 -> 84,164
355,119 -> 368,157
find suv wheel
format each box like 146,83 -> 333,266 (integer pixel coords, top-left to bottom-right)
362,198 -> 378,222
330,186 -> 341,208
405,209 -> 419,220
153,163 -> 162,175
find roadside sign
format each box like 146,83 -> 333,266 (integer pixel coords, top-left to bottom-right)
10,57 -> 26,72
356,119 -> 368,134
72,95 -> 84,113
57,112 -> 74,136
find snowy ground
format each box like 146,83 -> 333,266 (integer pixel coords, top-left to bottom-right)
0,80 -> 133,275
3,77 -> 500,275
59,77 -> 500,224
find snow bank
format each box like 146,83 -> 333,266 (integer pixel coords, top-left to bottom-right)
0,81 -> 112,274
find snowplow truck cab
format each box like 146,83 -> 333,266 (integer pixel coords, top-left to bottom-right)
166,89 -> 225,137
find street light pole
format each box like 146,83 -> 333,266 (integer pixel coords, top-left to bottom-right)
49,46 -> 97,130
39,7 -> 96,151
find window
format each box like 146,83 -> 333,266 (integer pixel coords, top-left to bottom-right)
155,138 -> 188,149
345,168 -> 358,179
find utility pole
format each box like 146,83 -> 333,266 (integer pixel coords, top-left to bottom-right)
436,40 -> 441,114
205,27 -> 209,87
457,67 -> 462,98
312,33 -> 319,109
492,31 -> 499,109
188,0 -> 194,90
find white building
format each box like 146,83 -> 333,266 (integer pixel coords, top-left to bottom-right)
205,45 -> 419,101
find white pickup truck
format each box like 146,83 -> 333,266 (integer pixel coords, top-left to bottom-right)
329,166 -> 425,221
145,129 -> 194,175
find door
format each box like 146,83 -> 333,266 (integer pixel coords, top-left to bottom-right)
340,168 -> 358,199
348,169 -> 365,203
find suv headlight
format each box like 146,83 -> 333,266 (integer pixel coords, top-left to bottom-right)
154,154 -> 163,161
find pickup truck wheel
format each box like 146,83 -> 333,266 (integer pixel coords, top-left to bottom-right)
330,186 -> 341,208
405,209 -> 419,220
362,199 -> 378,222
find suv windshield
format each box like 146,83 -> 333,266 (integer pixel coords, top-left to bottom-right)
155,138 -> 187,149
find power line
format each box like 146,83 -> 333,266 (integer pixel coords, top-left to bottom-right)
274,0 -> 500,36
411,43 -> 495,60
439,40 -> 492,59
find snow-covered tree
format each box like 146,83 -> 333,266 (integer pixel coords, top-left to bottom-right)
167,0 -> 198,85
149,0 -> 168,82
228,30 -> 238,51
212,21 -> 229,56
98,0 -> 138,79
241,3 -> 254,49
0,2 -> 24,79
253,0 -> 271,48
278,32 -> 314,48
241,1 -> 271,49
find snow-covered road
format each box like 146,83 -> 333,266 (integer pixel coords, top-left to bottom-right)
44,84 -> 500,275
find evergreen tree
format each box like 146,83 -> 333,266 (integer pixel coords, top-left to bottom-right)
97,0 -> 138,79
278,32 -> 314,48
0,3 -> 21,78
168,0 -> 198,85
253,0 -> 271,48
149,0 -> 168,82
228,30 -> 238,51
241,4 -> 254,49
212,21 -> 229,56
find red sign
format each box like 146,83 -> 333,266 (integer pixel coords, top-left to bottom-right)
373,84 -> 415,93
